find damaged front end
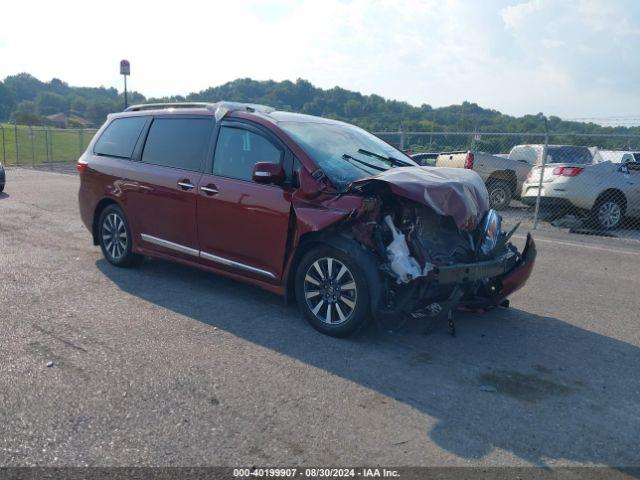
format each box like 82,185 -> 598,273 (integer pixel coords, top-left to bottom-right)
339,167 -> 537,331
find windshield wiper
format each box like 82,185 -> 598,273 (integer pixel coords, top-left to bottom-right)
341,153 -> 387,172
357,148 -> 413,167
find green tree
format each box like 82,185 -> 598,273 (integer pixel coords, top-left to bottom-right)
86,100 -> 114,125
70,96 -> 89,115
11,100 -> 41,125
3,73 -> 45,103
0,81 -> 15,121
36,92 -> 69,116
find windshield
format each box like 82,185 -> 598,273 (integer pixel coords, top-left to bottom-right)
278,120 -> 418,190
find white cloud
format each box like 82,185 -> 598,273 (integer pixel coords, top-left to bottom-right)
0,0 -> 639,120
499,0 -> 543,30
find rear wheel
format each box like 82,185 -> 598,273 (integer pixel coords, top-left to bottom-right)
98,204 -> 142,267
591,195 -> 624,230
487,180 -> 512,210
295,245 -> 370,337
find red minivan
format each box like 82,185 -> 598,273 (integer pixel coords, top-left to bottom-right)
78,102 -> 535,336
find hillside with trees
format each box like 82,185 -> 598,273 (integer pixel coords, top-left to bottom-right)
1,74 -> 638,145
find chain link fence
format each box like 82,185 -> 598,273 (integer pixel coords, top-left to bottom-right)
2,122 -> 639,235
375,130 -> 640,234
0,124 -> 97,169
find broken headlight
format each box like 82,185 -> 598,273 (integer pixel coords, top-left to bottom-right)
479,209 -> 501,256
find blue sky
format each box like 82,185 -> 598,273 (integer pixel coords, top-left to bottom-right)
1,0 -> 638,122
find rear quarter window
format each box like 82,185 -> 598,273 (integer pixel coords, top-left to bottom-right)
94,117 -> 147,159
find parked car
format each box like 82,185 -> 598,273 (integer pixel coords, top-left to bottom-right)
435,145 -> 597,210
521,159 -> 640,230
595,150 -> 637,164
410,152 -> 439,167
78,102 -> 536,337
435,149 -> 532,210
0,161 -> 5,192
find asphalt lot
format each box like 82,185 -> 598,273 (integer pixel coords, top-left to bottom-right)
1,167 -> 640,468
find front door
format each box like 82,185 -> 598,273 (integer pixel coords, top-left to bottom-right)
122,116 -> 214,259
196,122 -> 292,282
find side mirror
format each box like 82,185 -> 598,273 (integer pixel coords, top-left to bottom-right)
252,161 -> 285,184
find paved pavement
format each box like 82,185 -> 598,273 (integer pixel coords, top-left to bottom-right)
1,168 -> 640,467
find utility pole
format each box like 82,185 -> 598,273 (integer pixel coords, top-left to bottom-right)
120,60 -> 130,110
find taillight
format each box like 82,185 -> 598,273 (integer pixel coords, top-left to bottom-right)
464,152 -> 474,169
76,160 -> 88,173
552,166 -> 583,177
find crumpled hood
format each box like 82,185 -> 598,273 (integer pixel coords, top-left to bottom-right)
352,166 -> 490,230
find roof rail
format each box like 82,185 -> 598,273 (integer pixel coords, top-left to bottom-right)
123,101 -> 276,121
124,102 -> 215,112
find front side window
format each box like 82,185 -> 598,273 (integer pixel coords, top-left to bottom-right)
212,126 -> 283,181
142,117 -> 213,171
94,117 -> 147,159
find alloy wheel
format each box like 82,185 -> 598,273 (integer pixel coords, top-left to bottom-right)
102,212 -> 128,260
303,257 -> 357,325
597,201 -> 621,229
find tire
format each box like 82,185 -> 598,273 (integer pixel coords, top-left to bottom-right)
0,183 -> 4,193
486,180 -> 513,210
591,195 -> 624,230
98,204 -> 142,267
294,245 -> 371,337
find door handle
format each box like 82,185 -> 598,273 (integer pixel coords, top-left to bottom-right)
200,185 -> 219,196
177,180 -> 195,190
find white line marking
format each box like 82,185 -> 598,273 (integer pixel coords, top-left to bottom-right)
514,234 -> 640,256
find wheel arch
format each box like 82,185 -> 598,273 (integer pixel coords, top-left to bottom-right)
284,232 -> 385,314
487,170 -> 517,195
92,198 -> 120,245
595,188 -> 627,214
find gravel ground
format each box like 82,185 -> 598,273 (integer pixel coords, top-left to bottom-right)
1,168 -> 640,468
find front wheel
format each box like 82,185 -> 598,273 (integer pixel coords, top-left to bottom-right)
294,245 -> 371,337
98,204 -> 142,267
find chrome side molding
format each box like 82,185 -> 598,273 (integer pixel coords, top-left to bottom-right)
199,251 -> 276,279
141,234 -> 199,257
140,233 -> 276,279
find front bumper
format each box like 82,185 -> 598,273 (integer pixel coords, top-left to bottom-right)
431,251 -> 519,285
424,234 -> 536,309
496,233 -> 536,298
372,235 -> 537,323
520,195 -> 575,212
